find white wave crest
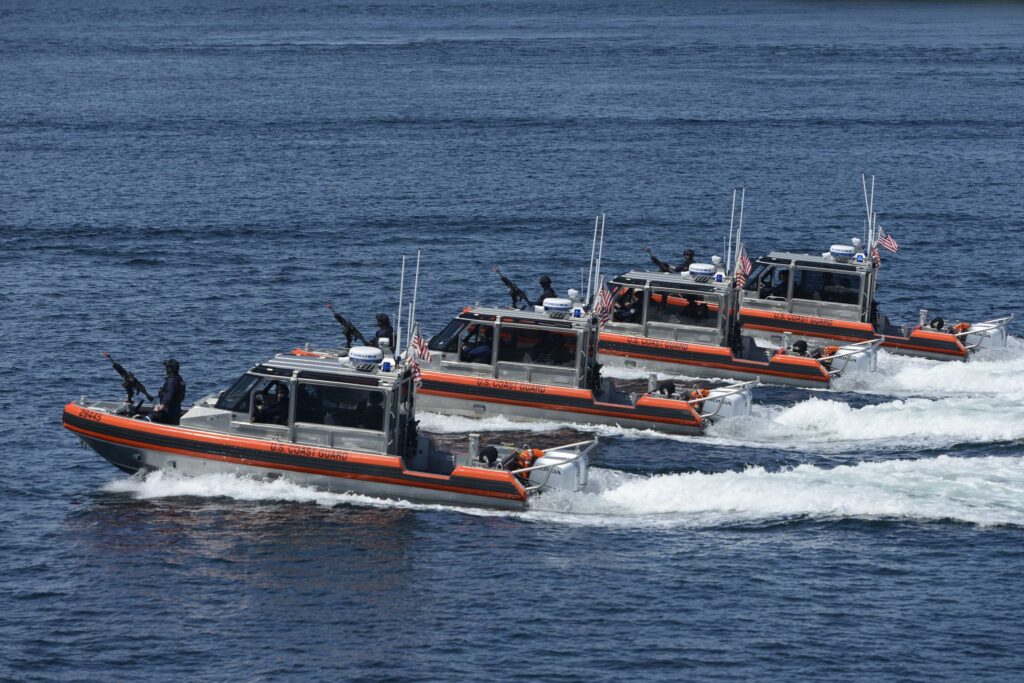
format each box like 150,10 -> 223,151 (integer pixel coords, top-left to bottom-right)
530,455 -> 1024,528
835,336 -> 1024,397
708,394 -> 1024,452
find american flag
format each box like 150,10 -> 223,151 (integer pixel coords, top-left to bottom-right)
877,227 -> 900,253
735,244 -> 752,288
407,353 -> 422,387
595,284 -> 615,326
871,245 -> 881,268
411,325 -> 432,362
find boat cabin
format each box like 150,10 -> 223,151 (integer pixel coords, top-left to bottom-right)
603,267 -> 735,347
187,351 -> 415,458
739,243 -> 877,324
425,305 -> 600,390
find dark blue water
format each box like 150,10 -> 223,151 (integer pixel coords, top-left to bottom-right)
3,1 -> 1024,680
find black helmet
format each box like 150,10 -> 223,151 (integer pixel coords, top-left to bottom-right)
376,313 -> 391,326
163,358 -> 180,373
683,249 -> 695,258
792,340 -> 808,355
539,275 -> 552,286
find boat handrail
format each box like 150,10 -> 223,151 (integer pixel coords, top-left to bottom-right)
686,380 -> 758,407
510,438 -> 597,477
819,336 -> 883,363
953,315 -> 1014,338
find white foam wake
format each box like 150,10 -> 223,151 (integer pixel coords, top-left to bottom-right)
708,394 -> 1024,452
104,456 -> 1024,528
834,335 -> 1024,398
531,455 -> 1024,528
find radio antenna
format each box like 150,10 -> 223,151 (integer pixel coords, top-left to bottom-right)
726,188 -> 737,274
584,214 -> 599,305
395,255 -> 406,356
407,250 -> 421,350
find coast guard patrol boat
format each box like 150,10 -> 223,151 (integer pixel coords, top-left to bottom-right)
737,239 -> 1012,361
63,345 -> 595,511
416,296 -> 754,435
598,256 -> 880,388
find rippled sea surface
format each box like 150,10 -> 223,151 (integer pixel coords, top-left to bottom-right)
3,1 -> 1024,680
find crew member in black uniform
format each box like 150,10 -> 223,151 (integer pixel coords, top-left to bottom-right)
150,358 -> 186,425
534,275 -> 557,305
676,249 -> 696,273
371,313 -> 395,348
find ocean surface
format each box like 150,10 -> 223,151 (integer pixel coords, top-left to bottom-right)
3,0 -> 1024,680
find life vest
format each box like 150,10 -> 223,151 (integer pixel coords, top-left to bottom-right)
821,345 -> 840,358
688,388 -> 710,401
953,322 -> 970,334
515,448 -> 544,474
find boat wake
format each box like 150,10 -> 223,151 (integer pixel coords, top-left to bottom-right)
103,455 -> 1024,529
530,454 -> 1024,528
834,336 -> 1024,398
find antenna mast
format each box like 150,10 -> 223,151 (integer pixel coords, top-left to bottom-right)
726,188 -> 737,274
406,250 -> 421,349
395,255 -> 406,356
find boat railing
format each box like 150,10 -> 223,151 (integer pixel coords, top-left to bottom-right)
686,380 -> 758,411
953,315 -> 1014,339
821,337 -> 884,365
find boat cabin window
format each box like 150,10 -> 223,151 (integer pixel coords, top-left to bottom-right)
497,325 -> 577,368
215,373 -> 261,412
647,290 -> 718,328
792,268 -> 862,305
750,265 -> 791,300
295,382 -> 386,432
611,286 -> 644,324
428,318 -> 465,353
458,323 -> 495,365
251,379 -> 291,426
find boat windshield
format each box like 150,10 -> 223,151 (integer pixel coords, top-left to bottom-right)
215,373 -> 261,412
428,318 -> 465,353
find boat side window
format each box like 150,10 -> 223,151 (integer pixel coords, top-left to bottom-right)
498,325 -> 577,368
793,268 -> 861,305
611,286 -> 644,324
428,318 -> 465,353
296,383 -> 386,432
647,290 -> 718,328
215,373 -> 261,412
757,266 -> 791,300
743,263 -> 768,292
458,323 -> 495,364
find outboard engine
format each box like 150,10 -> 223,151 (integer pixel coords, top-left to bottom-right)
347,346 -> 384,371
963,321 -> 1010,351
828,343 -> 878,375
700,385 -> 753,422
527,449 -> 588,492
687,263 -> 717,283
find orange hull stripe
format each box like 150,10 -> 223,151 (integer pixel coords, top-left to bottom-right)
598,346 -> 829,382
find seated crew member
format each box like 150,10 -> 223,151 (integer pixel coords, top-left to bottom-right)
461,326 -> 494,364
149,358 -> 186,425
371,313 -> 395,348
614,290 -> 643,323
534,275 -> 557,305
766,271 -> 790,299
254,383 -> 289,425
357,392 -> 385,430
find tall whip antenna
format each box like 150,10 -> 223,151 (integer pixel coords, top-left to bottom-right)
584,214 -> 599,305
726,188 -> 737,274
407,249 -> 421,350
395,255 -> 406,356
733,188 -> 746,271
592,213 -> 606,302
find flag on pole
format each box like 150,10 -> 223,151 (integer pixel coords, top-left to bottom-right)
411,325 -> 432,362
877,227 -> 899,253
871,245 -> 881,268
407,325 -> 430,386
735,244 -> 752,288
595,284 -> 615,326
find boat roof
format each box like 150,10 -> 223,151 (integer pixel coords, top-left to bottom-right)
249,351 -> 409,388
456,305 -> 594,331
609,269 -> 734,295
758,250 -> 874,274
